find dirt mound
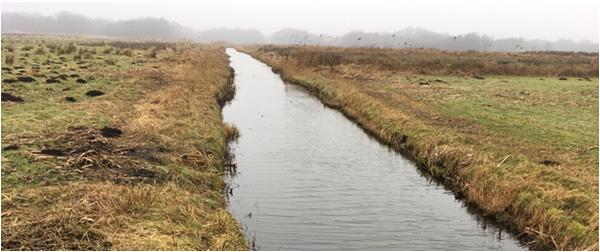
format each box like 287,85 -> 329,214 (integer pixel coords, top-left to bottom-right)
39,148 -> 66,156
46,78 -> 61,84
3,78 -> 17,84
3,144 -> 20,151
100,127 -> 122,138
17,76 -> 36,82
540,159 -> 560,166
85,90 -> 104,97
2,92 -> 24,102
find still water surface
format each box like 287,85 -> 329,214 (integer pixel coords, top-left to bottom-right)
223,48 -> 526,250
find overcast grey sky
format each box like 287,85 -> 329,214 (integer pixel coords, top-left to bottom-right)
2,0 -> 599,42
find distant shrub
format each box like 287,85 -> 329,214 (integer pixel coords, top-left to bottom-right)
46,44 -> 58,54
148,48 -> 158,58
59,43 -> 77,54
105,57 -> 116,65
122,49 -> 133,57
4,54 -> 14,65
34,47 -> 46,55
20,45 -> 33,51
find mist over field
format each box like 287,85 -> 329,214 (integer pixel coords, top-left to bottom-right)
1,11 -> 598,52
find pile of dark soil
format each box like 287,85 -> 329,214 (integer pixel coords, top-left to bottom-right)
17,76 -> 36,82
1,92 -> 24,102
3,78 -> 18,84
2,144 -> 20,151
46,78 -> 61,84
100,127 -> 122,138
540,159 -> 560,166
85,90 -> 104,97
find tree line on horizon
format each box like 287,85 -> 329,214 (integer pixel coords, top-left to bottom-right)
1,12 -> 597,52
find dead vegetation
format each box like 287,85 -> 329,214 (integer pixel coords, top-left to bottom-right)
258,45 -> 598,77
1,35 -> 246,250
26,126 -> 164,185
223,122 -> 240,142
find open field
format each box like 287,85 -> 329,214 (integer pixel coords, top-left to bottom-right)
1,35 -> 246,250
241,45 -> 599,250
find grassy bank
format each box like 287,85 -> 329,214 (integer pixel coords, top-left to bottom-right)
241,45 -> 599,250
1,35 -> 246,250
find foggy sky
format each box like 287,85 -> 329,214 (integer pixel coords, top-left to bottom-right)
2,0 -> 599,42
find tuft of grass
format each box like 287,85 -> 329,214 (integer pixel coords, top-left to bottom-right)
33,47 -> 45,55
148,48 -> 158,58
242,45 -> 599,250
223,122 -> 240,142
4,53 -> 14,65
20,45 -> 33,51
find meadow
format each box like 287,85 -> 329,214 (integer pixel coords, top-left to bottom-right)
1,35 -> 246,250
242,45 -> 599,250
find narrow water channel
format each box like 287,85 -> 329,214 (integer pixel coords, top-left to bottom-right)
223,48 -> 526,250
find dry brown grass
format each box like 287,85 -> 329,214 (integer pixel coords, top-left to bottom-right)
258,45 -> 599,77
1,36 -> 246,250
222,122 -> 240,142
242,45 -> 599,250
2,183 -> 244,250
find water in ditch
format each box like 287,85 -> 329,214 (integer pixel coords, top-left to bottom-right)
223,48 -> 526,250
